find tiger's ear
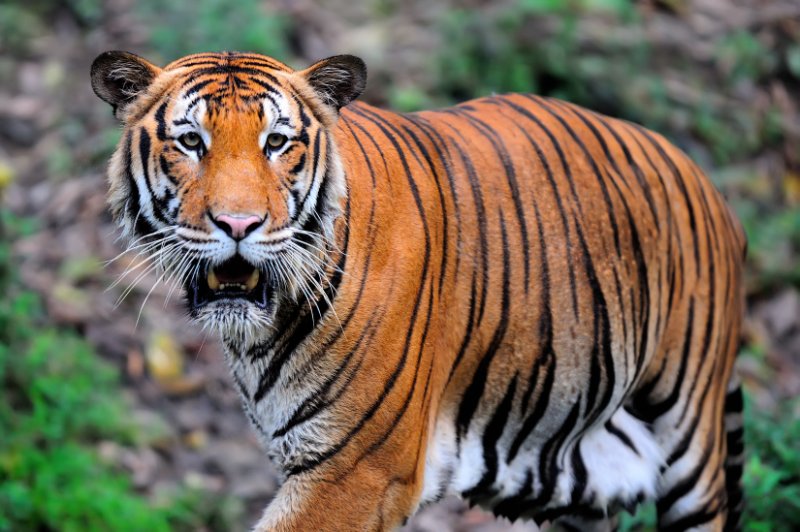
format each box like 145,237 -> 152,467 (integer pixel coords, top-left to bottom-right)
91,51 -> 161,119
299,55 -> 367,111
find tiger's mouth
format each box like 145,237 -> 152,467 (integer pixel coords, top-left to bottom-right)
187,255 -> 270,310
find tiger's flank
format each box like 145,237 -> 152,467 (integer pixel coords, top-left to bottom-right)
91,50 -> 746,531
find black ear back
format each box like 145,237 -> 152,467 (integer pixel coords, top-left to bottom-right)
90,51 -> 160,117
302,55 -> 367,111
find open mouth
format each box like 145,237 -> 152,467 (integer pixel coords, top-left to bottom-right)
187,255 -> 270,310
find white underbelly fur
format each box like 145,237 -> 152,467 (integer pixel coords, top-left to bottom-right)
419,406 -> 665,514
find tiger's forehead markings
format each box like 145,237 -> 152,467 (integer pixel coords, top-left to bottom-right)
166,51 -> 291,72
166,57 -> 293,118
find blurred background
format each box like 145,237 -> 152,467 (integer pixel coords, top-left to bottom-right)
1,0 -> 798,530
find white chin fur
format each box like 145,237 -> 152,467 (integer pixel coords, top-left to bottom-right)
195,299 -> 273,345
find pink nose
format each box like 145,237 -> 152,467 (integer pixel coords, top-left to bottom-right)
213,214 -> 263,240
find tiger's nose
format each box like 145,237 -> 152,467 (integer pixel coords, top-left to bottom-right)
212,213 -> 264,241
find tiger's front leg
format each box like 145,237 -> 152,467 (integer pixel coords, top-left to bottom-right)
253,460 -> 423,531
248,349 -> 436,532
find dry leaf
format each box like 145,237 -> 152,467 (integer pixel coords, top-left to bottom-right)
146,330 -> 184,383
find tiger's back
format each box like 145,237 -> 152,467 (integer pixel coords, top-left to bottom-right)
91,51 -> 745,531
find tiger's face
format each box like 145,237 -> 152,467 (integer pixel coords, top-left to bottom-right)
91,51 -> 366,340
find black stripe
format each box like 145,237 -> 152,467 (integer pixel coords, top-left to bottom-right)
155,102 -> 169,141
574,219 -> 616,428
664,357 -> 718,466
273,311 -> 379,438
595,115 -> 660,226
190,64 -> 280,83
158,154 -> 178,186
446,270 -> 478,384
122,131 -> 157,235
245,77 -> 283,100
624,126 -> 679,270
661,507 -> 718,532
634,299 -> 695,420
137,128 -> 170,225
455,211 -> 512,438
463,372 -> 519,499
725,387 -> 743,413
294,128 -> 322,218
173,60 -> 225,69
519,96 -> 585,218
605,418 -> 639,456
508,198 -> 555,460
288,152 -> 307,177
181,77 -> 217,99
570,442 -> 588,504
611,266 -> 631,379
531,400 -> 582,508
676,252 -> 716,427
508,350 -> 554,462
351,279 -> 436,469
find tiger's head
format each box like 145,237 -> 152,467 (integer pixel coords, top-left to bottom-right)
91,51 -> 366,341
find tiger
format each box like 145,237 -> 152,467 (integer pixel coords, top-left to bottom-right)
91,50 -> 747,531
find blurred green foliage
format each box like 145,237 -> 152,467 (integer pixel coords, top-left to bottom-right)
0,213 -> 238,531
733,196 -> 800,290
134,0 -> 289,63
743,395 -> 800,531
0,4 -> 43,53
619,500 -> 657,531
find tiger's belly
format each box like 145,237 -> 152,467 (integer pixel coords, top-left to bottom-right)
419,404 -> 665,521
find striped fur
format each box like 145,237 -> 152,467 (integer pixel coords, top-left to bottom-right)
92,51 -> 747,531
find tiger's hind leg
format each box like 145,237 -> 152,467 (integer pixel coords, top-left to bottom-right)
651,409 -> 728,531
642,365 -> 739,531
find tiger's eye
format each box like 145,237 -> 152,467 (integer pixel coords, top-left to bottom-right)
179,132 -> 202,149
266,133 -> 288,150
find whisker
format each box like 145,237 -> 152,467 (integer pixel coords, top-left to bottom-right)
107,240 -> 183,291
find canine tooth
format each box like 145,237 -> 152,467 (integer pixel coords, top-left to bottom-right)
245,269 -> 260,291
207,269 -> 220,290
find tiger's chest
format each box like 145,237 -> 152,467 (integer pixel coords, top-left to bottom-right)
224,343 -> 345,472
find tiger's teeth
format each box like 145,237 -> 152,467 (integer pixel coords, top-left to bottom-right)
207,269 -> 220,290
245,269 -> 259,291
